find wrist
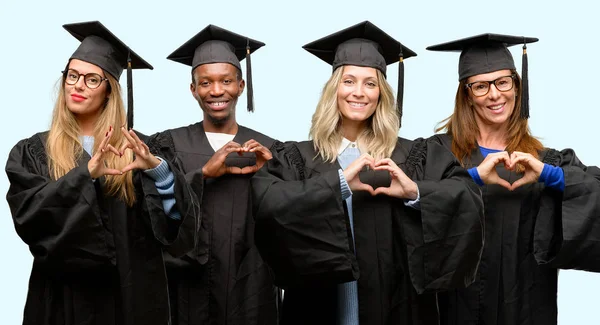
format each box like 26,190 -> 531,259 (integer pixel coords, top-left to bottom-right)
406,181 -> 418,200
149,155 -> 161,169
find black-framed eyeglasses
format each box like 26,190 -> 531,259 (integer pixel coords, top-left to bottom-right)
62,69 -> 108,89
466,74 -> 516,97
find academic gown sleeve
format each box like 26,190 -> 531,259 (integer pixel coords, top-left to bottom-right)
145,131 -> 200,258
5,135 -> 113,270
252,141 -> 359,290
534,148 -> 600,271
403,137 -> 485,294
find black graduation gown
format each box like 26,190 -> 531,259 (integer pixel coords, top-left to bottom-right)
251,137 -> 485,325
434,133 -> 600,325
148,122 -> 279,325
5,132 -> 199,325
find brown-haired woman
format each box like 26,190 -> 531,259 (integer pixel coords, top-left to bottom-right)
429,34 -> 600,325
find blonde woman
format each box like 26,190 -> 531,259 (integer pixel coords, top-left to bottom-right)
251,21 -> 484,325
428,34 -> 600,325
5,21 -> 198,325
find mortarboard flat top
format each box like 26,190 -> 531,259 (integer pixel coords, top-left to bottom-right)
63,20 -> 153,80
302,20 -> 416,76
166,24 -> 265,71
427,33 -> 538,80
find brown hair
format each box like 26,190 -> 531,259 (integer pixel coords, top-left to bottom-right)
436,71 -> 543,165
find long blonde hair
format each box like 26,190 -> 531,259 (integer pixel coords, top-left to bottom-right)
310,66 -> 399,162
436,70 -> 543,165
47,69 -> 136,206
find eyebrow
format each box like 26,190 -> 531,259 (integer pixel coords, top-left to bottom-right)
342,74 -> 377,81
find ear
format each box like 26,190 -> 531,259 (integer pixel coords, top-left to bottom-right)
238,79 -> 245,96
190,82 -> 196,96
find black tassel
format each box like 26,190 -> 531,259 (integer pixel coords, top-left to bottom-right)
127,53 -> 134,128
246,40 -> 254,112
397,52 -> 404,127
520,41 -> 530,119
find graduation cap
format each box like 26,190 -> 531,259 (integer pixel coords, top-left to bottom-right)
302,20 -> 417,122
167,25 -> 265,112
63,20 -> 153,128
426,33 -> 538,119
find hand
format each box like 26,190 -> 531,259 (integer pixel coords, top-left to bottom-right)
508,151 -> 544,190
373,158 -> 418,199
476,151 -> 512,190
88,126 -> 122,179
120,127 -> 161,173
201,141 -> 246,179
240,139 -> 273,173
342,153 -> 376,194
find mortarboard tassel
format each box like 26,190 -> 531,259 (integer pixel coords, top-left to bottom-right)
520,40 -> 530,119
246,40 -> 254,112
397,50 -> 404,127
127,53 -> 134,128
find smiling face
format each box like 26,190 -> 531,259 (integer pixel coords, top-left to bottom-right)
466,69 -> 517,129
336,65 -> 380,125
190,62 -> 244,126
64,59 -> 109,120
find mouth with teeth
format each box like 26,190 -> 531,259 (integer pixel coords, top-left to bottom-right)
348,101 -> 368,108
206,100 -> 230,111
487,102 -> 505,113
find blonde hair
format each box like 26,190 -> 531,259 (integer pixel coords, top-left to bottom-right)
309,66 -> 399,162
435,70 -> 543,165
47,69 -> 136,206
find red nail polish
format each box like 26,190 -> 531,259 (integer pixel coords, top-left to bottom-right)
110,126 -> 113,131
105,131 -> 108,137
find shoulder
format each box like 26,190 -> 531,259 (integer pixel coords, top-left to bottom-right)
147,123 -> 201,151
237,125 -> 276,147
7,131 -> 49,171
540,146 -> 583,167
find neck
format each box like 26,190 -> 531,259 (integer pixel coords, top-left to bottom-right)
476,121 -> 508,149
203,117 -> 238,134
341,119 -> 365,142
76,112 -> 99,136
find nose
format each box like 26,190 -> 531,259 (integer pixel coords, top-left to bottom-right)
351,84 -> 365,98
487,83 -> 501,99
209,82 -> 225,97
74,75 -> 86,90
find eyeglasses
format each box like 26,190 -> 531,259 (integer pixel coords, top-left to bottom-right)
466,75 -> 515,97
62,69 -> 108,89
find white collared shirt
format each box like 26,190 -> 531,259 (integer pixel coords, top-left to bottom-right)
205,132 -> 235,152
338,138 -> 362,156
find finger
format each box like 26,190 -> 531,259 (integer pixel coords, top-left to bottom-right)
121,127 -> 139,150
128,129 -> 144,145
97,128 -> 112,149
106,144 -> 121,157
121,162 -> 139,174
374,158 -> 398,169
103,168 -> 124,176
253,147 -> 273,160
245,142 -> 261,151
242,139 -> 258,148
373,186 -> 390,196
496,178 -> 513,191
355,182 -> 376,194
119,142 -> 134,155
510,178 -> 529,191
510,155 -> 530,168
373,164 -> 396,173
226,166 -> 243,175
240,165 -> 259,174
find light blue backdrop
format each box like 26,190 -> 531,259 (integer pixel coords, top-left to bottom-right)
1,0 -> 598,323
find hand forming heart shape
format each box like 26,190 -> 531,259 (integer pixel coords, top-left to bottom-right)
476,151 -> 544,191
